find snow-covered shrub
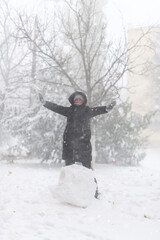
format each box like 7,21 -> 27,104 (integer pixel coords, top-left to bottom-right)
0,126 -> 27,161
95,100 -> 157,165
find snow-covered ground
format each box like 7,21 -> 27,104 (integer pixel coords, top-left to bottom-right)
0,150 -> 160,240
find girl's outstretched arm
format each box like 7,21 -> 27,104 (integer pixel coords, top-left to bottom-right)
39,93 -> 69,117
43,101 -> 69,117
90,101 -> 116,118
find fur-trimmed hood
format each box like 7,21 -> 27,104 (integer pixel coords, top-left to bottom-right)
68,91 -> 87,105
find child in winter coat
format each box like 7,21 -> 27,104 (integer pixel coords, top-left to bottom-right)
39,91 -> 116,169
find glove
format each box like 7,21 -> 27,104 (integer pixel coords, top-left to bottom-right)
106,100 -> 116,111
39,93 -> 45,105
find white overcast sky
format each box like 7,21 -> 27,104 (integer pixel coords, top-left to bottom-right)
106,0 -> 160,35
9,0 -> 160,34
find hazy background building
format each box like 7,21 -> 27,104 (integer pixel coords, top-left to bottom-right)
127,26 -> 160,147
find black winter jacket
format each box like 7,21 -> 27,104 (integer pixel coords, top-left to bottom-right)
44,91 -> 110,165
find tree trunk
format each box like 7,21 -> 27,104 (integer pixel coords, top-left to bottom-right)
91,120 -> 96,169
29,17 -> 37,107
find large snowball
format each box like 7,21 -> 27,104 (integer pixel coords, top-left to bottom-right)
51,164 -> 97,208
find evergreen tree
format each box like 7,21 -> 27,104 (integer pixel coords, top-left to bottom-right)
95,100 -> 156,165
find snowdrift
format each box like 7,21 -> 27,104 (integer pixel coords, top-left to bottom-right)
50,164 -> 97,208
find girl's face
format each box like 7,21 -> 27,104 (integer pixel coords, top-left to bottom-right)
74,98 -> 83,105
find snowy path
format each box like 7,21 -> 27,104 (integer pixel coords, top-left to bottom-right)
0,156 -> 160,240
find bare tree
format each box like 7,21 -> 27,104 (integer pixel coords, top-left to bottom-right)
0,0 -> 30,118
16,0 -> 153,106
16,2 -> 153,102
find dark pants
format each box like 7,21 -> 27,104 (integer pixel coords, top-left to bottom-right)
65,160 -> 91,169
